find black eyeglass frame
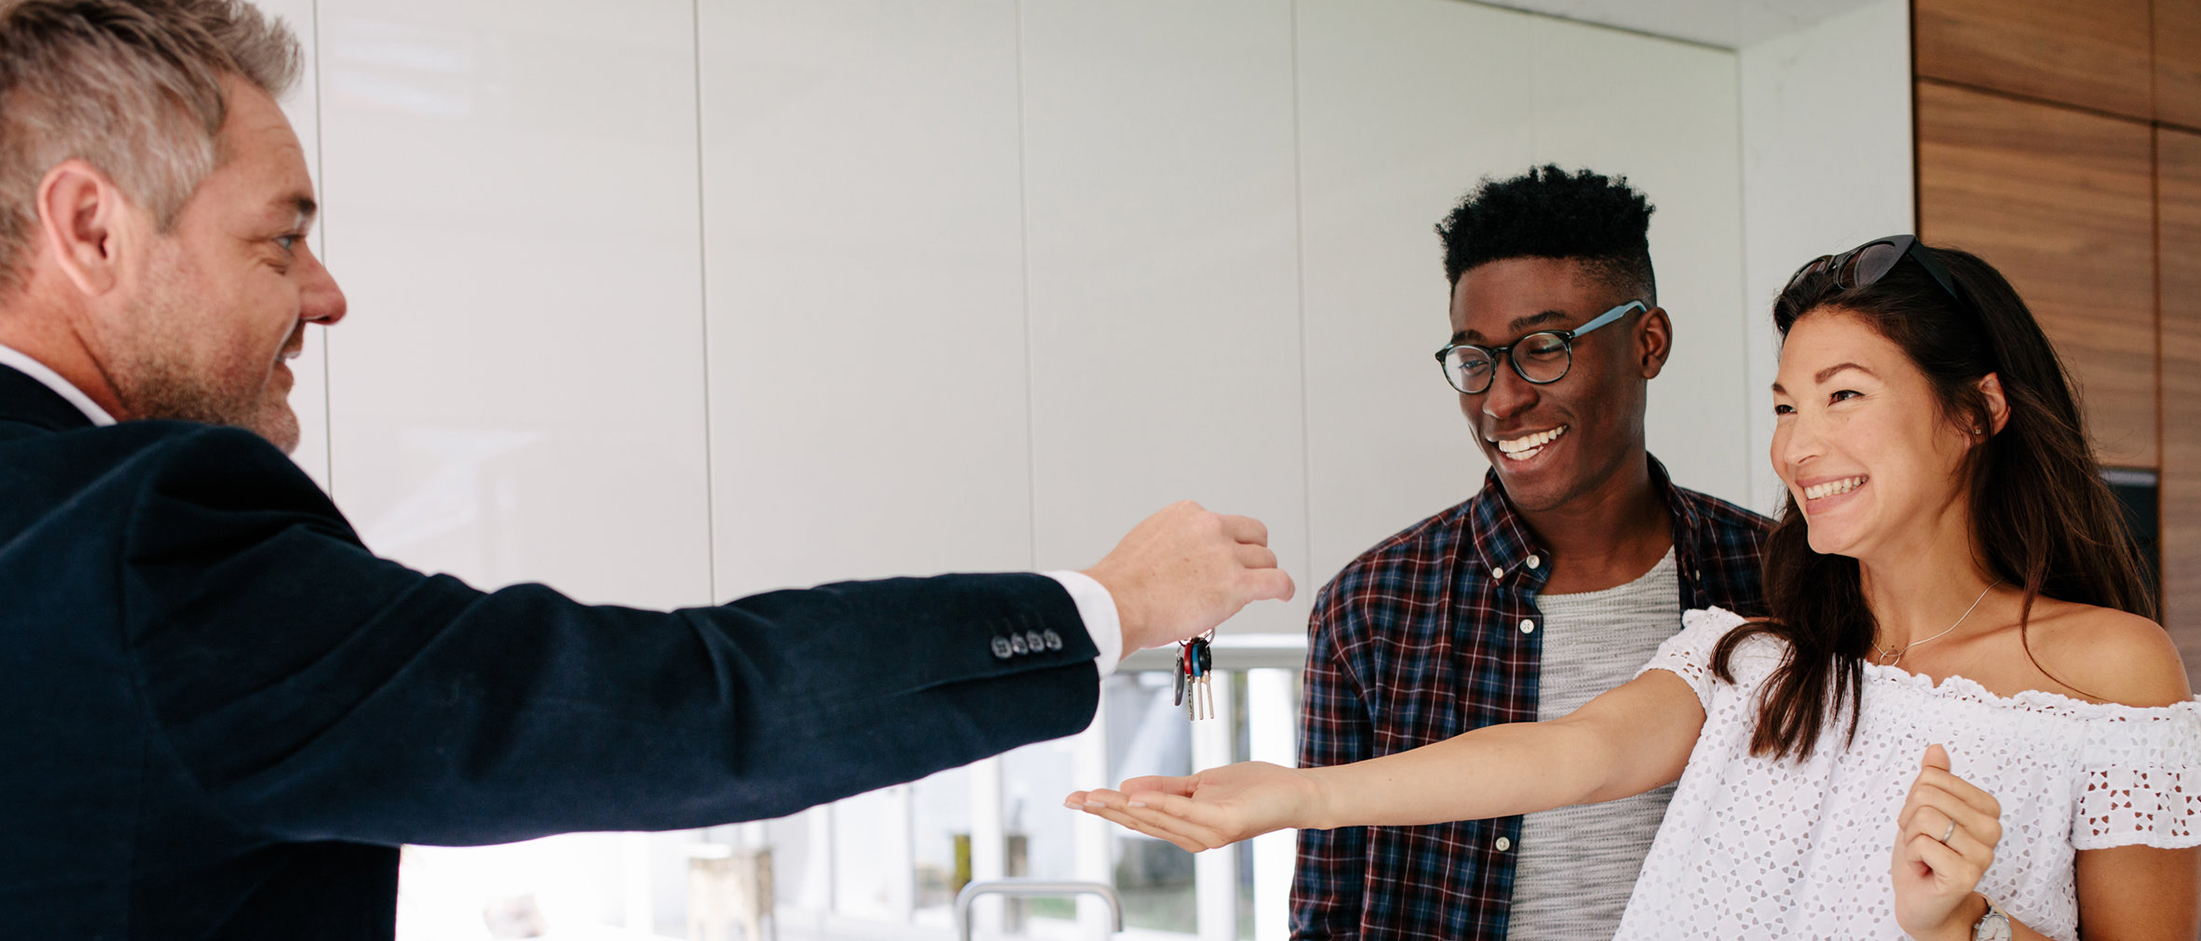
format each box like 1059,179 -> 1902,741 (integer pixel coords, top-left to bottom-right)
1432,299 -> 1647,396
1784,233 -> 1961,303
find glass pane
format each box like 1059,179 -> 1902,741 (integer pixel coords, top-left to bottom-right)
1000,722 -> 1083,930
763,812 -> 820,912
1237,841 -> 1256,940
1233,676 -> 1254,939
1106,670 -> 1196,934
831,787 -> 910,921
911,765 -> 971,924
396,835 -> 627,938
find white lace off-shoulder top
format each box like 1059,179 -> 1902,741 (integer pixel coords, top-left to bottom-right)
1611,607 -> 2201,940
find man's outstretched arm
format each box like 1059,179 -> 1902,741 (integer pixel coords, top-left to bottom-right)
123,426 -> 1291,846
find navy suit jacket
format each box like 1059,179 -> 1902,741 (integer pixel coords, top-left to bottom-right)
0,365 -> 1103,939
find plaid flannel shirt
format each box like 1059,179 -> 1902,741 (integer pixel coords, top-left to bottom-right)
1291,455 -> 1770,940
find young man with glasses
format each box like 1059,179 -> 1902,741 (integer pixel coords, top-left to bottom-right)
1291,166 -> 1770,940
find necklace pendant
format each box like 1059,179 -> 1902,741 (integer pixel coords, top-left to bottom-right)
1867,580 -> 2000,671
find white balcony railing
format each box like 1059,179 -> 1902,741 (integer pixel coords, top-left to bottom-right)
750,635 -> 1309,941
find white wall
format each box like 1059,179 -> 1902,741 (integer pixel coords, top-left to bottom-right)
699,0 -> 1035,602
1297,0 -> 1749,582
317,0 -> 714,611
249,0 -> 1905,936
1019,2 -> 1312,633
1737,0 -> 1915,513
282,0 -> 1755,633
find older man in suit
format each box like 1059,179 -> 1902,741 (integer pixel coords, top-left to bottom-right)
0,1 -> 1292,938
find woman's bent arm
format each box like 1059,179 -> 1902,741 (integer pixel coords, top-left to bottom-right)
1068,667 -> 1706,851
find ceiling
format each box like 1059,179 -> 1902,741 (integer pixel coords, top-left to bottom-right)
1473,0 -> 1891,49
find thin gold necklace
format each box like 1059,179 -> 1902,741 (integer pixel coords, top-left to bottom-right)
1873,581 -> 1999,666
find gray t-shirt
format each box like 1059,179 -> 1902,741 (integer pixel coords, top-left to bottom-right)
1506,549 -> 1680,941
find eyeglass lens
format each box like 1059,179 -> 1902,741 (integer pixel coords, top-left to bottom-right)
1444,332 -> 1572,394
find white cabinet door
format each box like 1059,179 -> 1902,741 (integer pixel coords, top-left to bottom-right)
316,0 -> 712,609
1296,0 -> 1538,581
698,0 -> 1033,596
1525,16 -> 1749,505
1021,0 -> 1310,634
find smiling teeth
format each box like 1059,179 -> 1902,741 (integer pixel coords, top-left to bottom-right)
1804,476 -> 1867,500
1498,425 -> 1567,456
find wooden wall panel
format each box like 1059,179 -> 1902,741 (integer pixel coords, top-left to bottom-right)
1915,0 -> 2153,121
2162,127 -> 2201,681
2162,0 -> 2201,130
1917,81 -> 2159,468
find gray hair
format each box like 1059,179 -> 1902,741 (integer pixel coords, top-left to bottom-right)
0,0 -> 299,298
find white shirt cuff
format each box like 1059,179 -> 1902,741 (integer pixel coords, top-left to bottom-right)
1043,570 -> 1121,678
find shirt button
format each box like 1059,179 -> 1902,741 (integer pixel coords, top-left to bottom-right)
1526,555 -> 1541,569
1490,566 -> 1505,579
1495,837 -> 1512,851
1519,619 -> 1535,634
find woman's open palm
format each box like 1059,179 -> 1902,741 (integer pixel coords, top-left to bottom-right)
1065,760 -> 1317,853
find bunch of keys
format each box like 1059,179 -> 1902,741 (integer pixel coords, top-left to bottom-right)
1172,630 -> 1216,720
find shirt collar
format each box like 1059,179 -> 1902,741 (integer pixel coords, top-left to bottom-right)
1467,453 -> 1700,581
0,342 -> 116,426
1466,471 -> 1543,578
1644,454 -> 1708,581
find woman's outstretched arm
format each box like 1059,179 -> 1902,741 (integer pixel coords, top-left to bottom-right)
1066,666 -> 1707,852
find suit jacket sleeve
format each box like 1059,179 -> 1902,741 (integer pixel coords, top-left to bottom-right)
121,427 -> 1101,847
1290,580 -> 1372,940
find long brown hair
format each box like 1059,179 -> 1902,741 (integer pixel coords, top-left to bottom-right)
1711,244 -> 2156,762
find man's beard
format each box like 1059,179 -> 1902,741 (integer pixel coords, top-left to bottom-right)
114,359 -> 300,454
108,279 -> 302,454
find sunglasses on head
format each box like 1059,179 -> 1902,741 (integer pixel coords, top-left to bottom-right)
1784,234 -> 1962,302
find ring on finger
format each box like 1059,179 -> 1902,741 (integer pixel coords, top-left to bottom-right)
1939,820 -> 1956,843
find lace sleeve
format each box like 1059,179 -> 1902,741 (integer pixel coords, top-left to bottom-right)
1635,606 -> 1749,710
2072,701 -> 2201,850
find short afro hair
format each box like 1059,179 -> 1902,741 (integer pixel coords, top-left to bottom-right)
1435,165 -> 1656,305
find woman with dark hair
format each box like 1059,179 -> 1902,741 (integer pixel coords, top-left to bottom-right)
1067,237 -> 2200,940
